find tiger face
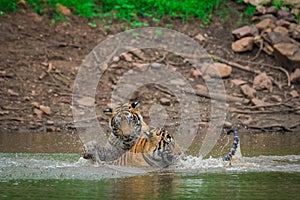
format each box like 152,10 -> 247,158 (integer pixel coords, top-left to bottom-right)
83,102 -> 148,162
104,102 -> 146,137
112,127 -> 181,168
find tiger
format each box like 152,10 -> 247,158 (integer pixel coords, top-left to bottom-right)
111,127 -> 181,168
222,128 -> 239,162
83,101 -> 148,162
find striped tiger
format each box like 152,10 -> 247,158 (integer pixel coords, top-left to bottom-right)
83,102 -> 148,162
111,127 -> 181,168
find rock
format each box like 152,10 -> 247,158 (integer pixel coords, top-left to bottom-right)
251,98 -> 269,107
170,78 -> 186,86
231,37 -> 254,52
39,105 -> 52,115
195,84 -> 208,94
122,53 -> 133,62
34,108 -> 43,120
224,121 -> 233,128
17,0 -> 27,8
291,8 -> 300,16
262,31 -> 291,45
112,56 -> 120,62
57,4 -> 71,16
203,62 -> 232,78
252,14 -> 277,23
77,96 -> 94,106
273,26 -> 289,35
266,6 -> 277,14
253,72 -> 273,92
275,19 -> 291,28
277,9 -> 296,22
273,42 -> 300,72
232,25 -> 259,39
159,97 -> 171,106
256,5 -> 267,14
262,42 -> 274,55
270,95 -> 282,102
31,101 -> 40,108
289,24 -> 300,40
290,68 -> 300,83
195,33 -> 206,42
290,90 -> 299,98
46,120 -> 54,125
230,79 -> 247,86
284,0 -> 300,8
7,89 -> 19,96
191,68 -> 201,78
241,84 -> 256,98
255,18 -> 275,30
245,0 -> 271,6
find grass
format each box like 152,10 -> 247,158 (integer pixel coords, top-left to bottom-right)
0,0 -> 298,26
0,0 -> 224,26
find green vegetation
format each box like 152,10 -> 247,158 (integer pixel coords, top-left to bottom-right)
0,0 -> 224,25
0,0 -> 298,26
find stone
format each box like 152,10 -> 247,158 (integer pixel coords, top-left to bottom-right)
191,68 -> 201,78
245,0 -> 271,6
204,62 -> 232,78
273,26 -> 289,36
284,0 -> 300,8
274,42 -> 300,71
255,18 -> 275,30
240,84 -> 256,98
253,72 -> 273,92
251,98 -> 269,107
266,6 -> 277,14
275,19 -> 291,28
232,37 -> 254,52
34,108 -> 43,120
290,68 -> 300,83
232,25 -> 259,39
270,95 -> 282,102
277,9 -> 296,22
230,79 -> 247,86
290,90 -> 299,98
57,4 -> 71,16
39,105 -> 52,115
195,33 -> 206,42
262,31 -> 291,45
159,97 -> 171,106
77,96 -> 95,107
7,89 -> 19,96
289,24 -> 300,40
256,5 -> 267,14
122,53 -> 133,62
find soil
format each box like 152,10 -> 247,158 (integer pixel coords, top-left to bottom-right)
1,1 -> 299,137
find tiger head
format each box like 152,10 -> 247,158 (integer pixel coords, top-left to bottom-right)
104,102 -> 144,139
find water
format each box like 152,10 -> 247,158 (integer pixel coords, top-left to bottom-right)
0,131 -> 299,199
0,153 -> 299,199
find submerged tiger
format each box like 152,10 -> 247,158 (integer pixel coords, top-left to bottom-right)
83,102 -> 148,162
83,101 -> 239,167
111,127 -> 181,168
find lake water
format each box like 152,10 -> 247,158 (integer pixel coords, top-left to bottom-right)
0,132 -> 299,199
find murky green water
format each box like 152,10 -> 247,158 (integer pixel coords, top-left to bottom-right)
1,172 -> 299,200
0,153 -> 300,199
0,131 -> 299,199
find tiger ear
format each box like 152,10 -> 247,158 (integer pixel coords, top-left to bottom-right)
103,108 -> 113,116
131,101 -> 140,109
144,131 -> 153,138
